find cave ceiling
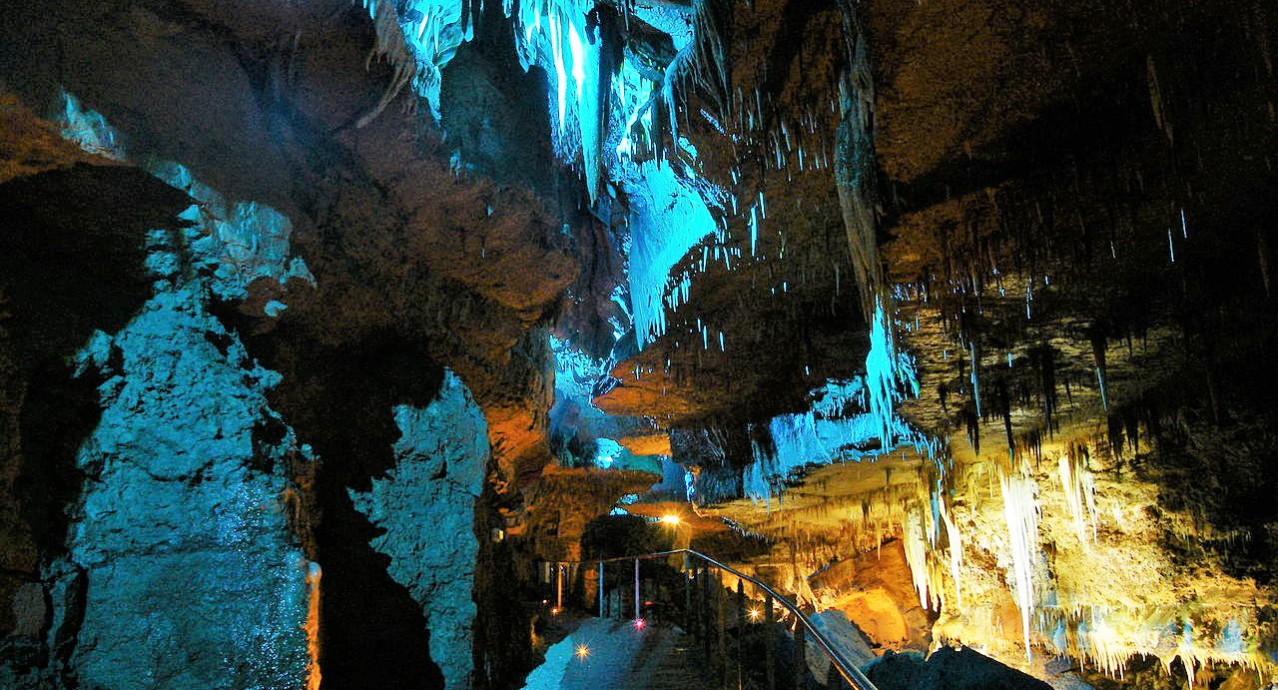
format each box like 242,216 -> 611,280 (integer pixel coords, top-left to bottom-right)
1,0 -> 1276,686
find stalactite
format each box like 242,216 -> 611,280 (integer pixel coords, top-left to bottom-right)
1057,447 -> 1097,544
865,299 -> 900,446
832,0 -> 884,320
1093,334 -> 1112,417
1000,468 -> 1040,663
970,340 -> 982,418
1032,345 -> 1058,434
903,508 -> 941,611
939,493 -> 963,610
357,0 -> 420,128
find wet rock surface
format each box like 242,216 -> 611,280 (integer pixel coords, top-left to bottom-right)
4,1 -> 584,686
64,286 -> 311,690
0,155 -> 194,687
1,0 -> 1277,688
350,372 -> 490,690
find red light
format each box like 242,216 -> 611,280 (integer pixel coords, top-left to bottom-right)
633,618 -> 646,630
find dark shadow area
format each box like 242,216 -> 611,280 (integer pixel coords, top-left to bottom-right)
0,163 -> 191,558
866,647 -> 1052,690
232,323 -> 449,690
581,514 -> 673,561
0,162 -> 190,667
0,164 -> 191,359
472,492 -> 538,690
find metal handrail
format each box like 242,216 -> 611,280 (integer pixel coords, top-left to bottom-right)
570,549 -> 880,690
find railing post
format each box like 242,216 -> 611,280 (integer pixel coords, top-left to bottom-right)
765,591 -> 776,690
684,558 -> 694,635
634,558 -> 641,622
716,579 -> 727,689
555,563 -> 563,611
794,621 -> 806,690
554,551 -> 877,690
700,567 -> 711,661
736,580 -> 745,690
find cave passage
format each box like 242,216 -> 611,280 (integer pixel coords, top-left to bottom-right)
1,1 -> 1277,690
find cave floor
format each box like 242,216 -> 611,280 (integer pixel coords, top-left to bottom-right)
522,618 -> 713,690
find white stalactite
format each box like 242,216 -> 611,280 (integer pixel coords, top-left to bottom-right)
1000,469 -> 1040,663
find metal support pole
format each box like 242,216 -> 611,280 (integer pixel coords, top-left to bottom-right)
736,580 -> 745,690
765,592 -> 776,690
701,567 -> 712,659
794,621 -> 806,690
634,558 -> 641,621
598,562 -> 604,616
716,581 -> 727,689
685,559 -> 694,635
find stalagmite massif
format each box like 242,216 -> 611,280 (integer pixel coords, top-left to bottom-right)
0,0 -> 1276,689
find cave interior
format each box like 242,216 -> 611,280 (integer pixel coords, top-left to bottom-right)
1,1 -> 1277,689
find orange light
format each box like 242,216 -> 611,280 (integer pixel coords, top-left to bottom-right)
748,607 -> 763,621
550,606 -> 562,616
575,644 -> 590,659
304,563 -> 322,690
659,514 -> 681,526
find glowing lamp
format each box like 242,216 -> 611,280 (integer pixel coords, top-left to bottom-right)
660,514 -> 681,526
633,618 -> 646,630
575,644 -> 590,659
748,607 -> 763,622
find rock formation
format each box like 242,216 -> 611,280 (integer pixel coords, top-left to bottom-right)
1,1 -> 1275,689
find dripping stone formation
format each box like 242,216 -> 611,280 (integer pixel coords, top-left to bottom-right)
1,1 -> 1276,689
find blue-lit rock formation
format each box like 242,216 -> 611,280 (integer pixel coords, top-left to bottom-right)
350,371 -> 488,690
0,124 -> 199,687
2,0 -> 1278,688
3,1 -> 585,682
1,88 -> 320,688
65,286 -> 311,689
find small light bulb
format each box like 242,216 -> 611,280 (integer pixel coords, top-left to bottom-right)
748,607 -> 763,621
575,644 -> 590,659
660,514 -> 681,526
633,618 -> 646,630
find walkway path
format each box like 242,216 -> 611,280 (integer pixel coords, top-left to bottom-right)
520,618 -> 715,690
